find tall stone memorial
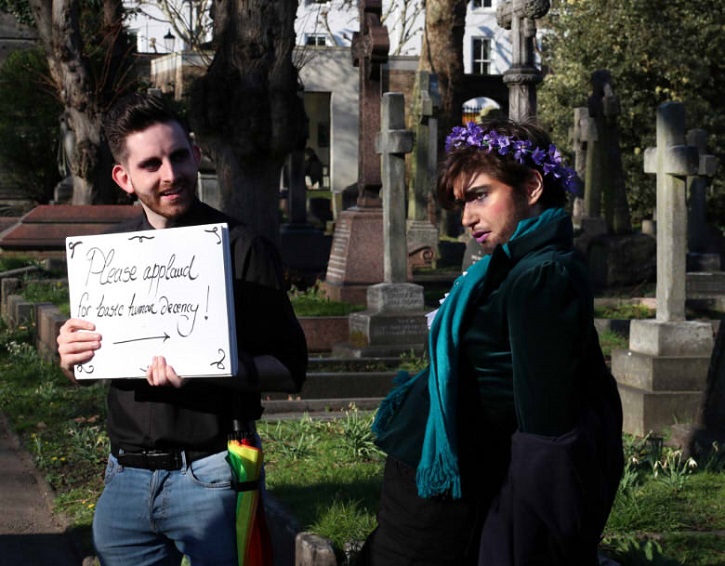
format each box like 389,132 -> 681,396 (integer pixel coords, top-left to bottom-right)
574,70 -> 655,289
496,0 -> 550,122
323,0 -> 390,304
569,106 -> 591,229
334,93 -> 428,358
583,70 -> 631,235
611,102 -> 715,437
685,128 -> 722,270
279,150 -> 332,283
407,71 -> 441,265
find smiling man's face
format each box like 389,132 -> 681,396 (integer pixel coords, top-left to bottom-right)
111,121 -> 201,229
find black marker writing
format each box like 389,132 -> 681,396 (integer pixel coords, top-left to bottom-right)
143,254 -> 199,295
85,247 -> 138,287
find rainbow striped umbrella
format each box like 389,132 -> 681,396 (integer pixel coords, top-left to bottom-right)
227,436 -> 272,566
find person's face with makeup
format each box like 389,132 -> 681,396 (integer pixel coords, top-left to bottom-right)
455,170 -> 543,255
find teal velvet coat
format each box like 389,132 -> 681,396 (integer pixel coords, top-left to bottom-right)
374,212 -> 623,564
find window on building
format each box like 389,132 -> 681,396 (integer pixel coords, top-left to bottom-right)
472,0 -> 493,8
472,37 -> 492,75
306,0 -> 329,4
305,34 -> 327,47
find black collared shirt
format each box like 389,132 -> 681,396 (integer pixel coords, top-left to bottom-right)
105,199 -> 307,453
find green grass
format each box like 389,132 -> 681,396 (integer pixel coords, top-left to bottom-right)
289,285 -> 365,317
20,280 -> 71,316
4,322 -> 725,565
599,329 -> 630,359
595,302 -> 656,320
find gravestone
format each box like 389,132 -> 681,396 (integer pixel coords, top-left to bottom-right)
569,106 -> 590,229
323,0 -> 390,304
583,70 -> 631,236
279,150 -> 332,285
685,128 -> 722,271
334,93 -> 428,358
611,102 -> 715,437
407,71 -> 440,266
573,71 -> 655,289
496,0 -> 550,121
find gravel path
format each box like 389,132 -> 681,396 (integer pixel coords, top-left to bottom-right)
0,412 -> 84,565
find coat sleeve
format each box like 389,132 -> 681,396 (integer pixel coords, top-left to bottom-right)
231,229 -> 308,392
506,259 -> 592,436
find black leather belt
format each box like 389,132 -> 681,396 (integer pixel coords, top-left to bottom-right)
115,449 -> 220,470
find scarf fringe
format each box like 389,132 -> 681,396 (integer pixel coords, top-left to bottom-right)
416,450 -> 462,499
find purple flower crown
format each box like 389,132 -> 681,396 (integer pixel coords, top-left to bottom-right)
445,121 -> 579,194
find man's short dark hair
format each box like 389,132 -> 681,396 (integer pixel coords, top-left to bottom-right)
104,93 -> 191,164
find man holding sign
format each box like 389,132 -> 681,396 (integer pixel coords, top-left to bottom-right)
57,93 -> 308,565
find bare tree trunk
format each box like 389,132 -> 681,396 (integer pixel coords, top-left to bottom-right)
189,0 -> 306,246
28,0 -> 133,204
418,0 -> 466,153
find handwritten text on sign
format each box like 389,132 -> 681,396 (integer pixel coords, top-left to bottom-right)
65,223 -> 237,379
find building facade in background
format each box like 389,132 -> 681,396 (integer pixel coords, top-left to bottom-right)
139,0 -> 513,195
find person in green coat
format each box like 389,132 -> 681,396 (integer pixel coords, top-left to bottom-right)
357,118 -> 623,565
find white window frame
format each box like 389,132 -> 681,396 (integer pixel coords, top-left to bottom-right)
305,33 -> 327,47
471,0 -> 493,9
472,37 -> 492,75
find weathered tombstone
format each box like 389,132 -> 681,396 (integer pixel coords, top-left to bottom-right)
611,102 -> 715,437
323,0 -> 390,304
280,150 -> 332,285
53,176 -> 74,205
407,71 -> 440,266
197,154 -> 221,211
573,71 -> 655,289
569,106 -> 590,229
583,70 -> 631,236
496,0 -> 550,121
685,129 -> 722,271
334,93 -> 428,358
351,0 -> 389,207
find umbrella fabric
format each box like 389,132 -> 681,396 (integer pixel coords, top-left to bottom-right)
227,438 -> 272,566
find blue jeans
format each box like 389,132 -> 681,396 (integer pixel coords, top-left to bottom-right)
93,451 -> 237,566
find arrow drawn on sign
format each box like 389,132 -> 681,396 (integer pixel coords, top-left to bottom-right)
113,332 -> 170,345
205,285 -> 209,320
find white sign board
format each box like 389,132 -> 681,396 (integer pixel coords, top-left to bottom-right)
65,223 -> 237,380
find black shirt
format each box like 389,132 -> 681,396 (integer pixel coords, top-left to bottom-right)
105,199 -> 307,453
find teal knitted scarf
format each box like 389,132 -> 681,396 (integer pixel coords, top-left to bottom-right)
372,207 -> 569,499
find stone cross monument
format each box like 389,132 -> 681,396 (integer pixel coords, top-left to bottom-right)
323,0 -> 391,304
570,106 -> 592,229
334,93 -> 428,358
611,102 -> 715,437
351,0 -> 390,207
378,93 -> 414,283
496,0 -> 550,121
685,129 -> 720,265
644,103 -> 700,322
584,70 -> 631,236
407,70 -> 441,264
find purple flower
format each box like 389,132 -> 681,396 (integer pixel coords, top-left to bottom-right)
531,147 -> 546,165
444,122 -> 578,195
